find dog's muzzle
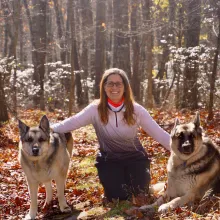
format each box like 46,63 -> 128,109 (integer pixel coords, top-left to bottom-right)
32,146 -> 40,156
179,141 -> 194,154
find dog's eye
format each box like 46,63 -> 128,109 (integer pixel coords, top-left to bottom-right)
38,137 -> 45,142
27,137 -> 33,142
176,133 -> 181,137
178,133 -> 184,139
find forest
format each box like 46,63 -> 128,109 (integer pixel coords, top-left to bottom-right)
0,0 -> 220,219
0,0 -> 219,119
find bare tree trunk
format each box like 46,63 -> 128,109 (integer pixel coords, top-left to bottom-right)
143,0 -> 153,108
146,35 -> 154,108
169,0 -> 176,46
175,67 -> 181,109
112,0 -> 131,78
33,0 -> 47,110
177,5 -> 184,48
72,1 -> 82,106
0,74 -> 9,122
46,4 -> 54,63
95,0 -> 106,98
68,0 -> 75,116
19,11 -> 24,63
53,0 -> 66,63
106,0 -> 113,68
161,65 -> 177,108
208,7 -> 220,120
11,0 -> 21,116
140,2 -> 147,103
23,0 -> 47,110
65,0 -> 71,64
182,0 -> 201,110
131,2 -> 140,101
80,0 -> 93,104
2,0 -> 21,116
157,0 -> 176,79
2,1 -> 9,57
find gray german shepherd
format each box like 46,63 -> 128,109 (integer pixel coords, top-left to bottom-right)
18,115 -> 73,219
140,112 -> 220,213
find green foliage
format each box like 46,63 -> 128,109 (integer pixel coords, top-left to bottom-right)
75,182 -> 99,190
152,46 -> 163,55
200,34 -> 208,40
152,69 -> 158,77
73,155 -> 99,190
48,97 -> 53,102
104,200 -> 132,218
78,156 -> 95,168
153,0 -> 169,10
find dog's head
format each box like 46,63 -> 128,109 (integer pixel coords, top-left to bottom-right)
18,115 -> 50,160
170,112 -> 203,160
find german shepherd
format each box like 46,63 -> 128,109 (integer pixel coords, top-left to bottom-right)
18,115 -> 73,219
140,112 -> 220,213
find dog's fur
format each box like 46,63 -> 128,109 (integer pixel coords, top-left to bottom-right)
140,112 -> 220,213
18,115 -> 73,219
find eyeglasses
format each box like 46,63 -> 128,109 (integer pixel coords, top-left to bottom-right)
105,81 -> 124,88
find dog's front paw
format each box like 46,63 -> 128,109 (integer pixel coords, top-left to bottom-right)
139,204 -> 156,211
158,203 -> 171,213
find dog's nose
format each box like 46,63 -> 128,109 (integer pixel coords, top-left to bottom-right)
32,147 -> 39,156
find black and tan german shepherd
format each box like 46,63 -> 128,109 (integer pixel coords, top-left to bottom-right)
140,112 -> 220,213
18,116 -> 73,219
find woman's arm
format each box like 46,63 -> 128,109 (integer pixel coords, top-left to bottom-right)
51,103 -> 96,133
137,105 -> 171,151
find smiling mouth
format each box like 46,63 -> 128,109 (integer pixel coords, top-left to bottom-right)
178,146 -> 193,154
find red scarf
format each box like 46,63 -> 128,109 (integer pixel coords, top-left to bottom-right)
108,97 -> 124,107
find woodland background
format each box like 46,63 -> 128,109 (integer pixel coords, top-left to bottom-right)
0,0 -> 220,219
0,0 -> 219,120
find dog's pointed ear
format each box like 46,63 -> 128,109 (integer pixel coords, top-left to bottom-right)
39,115 -> 50,135
171,118 -> 180,136
174,118 -> 180,128
18,119 -> 29,138
193,112 -> 200,128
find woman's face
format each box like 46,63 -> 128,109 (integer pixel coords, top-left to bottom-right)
104,74 -> 124,103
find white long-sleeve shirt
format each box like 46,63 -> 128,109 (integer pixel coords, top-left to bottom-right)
51,101 -> 171,160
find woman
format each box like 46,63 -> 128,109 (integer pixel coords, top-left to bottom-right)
51,68 -> 170,202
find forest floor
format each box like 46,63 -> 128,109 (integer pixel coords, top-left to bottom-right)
0,108 -> 219,219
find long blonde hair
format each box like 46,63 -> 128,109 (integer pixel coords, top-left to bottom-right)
98,68 -> 135,125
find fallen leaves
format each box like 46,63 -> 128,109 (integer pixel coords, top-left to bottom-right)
124,207 -> 144,218
0,109 -> 219,219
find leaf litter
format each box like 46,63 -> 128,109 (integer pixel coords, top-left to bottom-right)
0,109 -> 219,219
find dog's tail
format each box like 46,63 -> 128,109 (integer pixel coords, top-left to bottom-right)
65,132 -> 73,156
64,132 -> 72,142
149,182 -> 166,195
